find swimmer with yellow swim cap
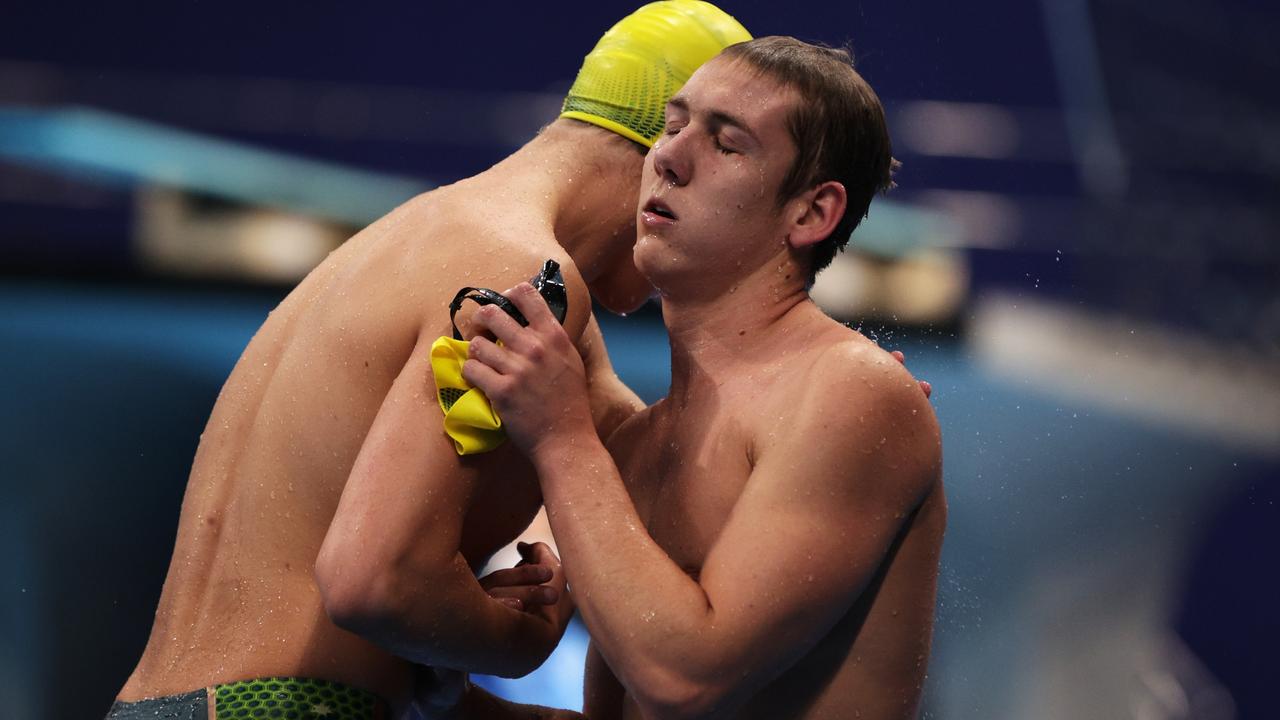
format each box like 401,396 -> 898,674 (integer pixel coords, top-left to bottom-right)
562,0 -> 754,147
429,0 -> 751,456
458,35 -> 941,720
109,4 -> 751,720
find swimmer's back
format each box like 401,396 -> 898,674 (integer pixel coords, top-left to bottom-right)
119,183 -> 590,707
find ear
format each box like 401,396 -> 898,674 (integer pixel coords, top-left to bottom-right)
785,181 -> 847,250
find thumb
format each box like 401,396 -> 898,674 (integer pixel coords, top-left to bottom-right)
520,541 -> 561,568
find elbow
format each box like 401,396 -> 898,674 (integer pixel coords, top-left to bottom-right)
636,689 -> 722,720
314,545 -> 409,636
630,665 -> 728,720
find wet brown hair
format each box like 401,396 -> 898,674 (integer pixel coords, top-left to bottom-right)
720,36 -> 896,283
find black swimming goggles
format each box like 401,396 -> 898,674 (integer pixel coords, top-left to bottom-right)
447,259 -> 568,341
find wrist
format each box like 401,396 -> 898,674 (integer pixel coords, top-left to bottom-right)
529,416 -> 603,469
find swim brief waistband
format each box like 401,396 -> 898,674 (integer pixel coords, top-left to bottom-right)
106,677 -> 389,719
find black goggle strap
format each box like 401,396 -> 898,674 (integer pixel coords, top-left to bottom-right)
447,260 -> 569,341
448,287 -> 529,341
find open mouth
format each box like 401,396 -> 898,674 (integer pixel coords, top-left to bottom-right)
644,199 -> 677,221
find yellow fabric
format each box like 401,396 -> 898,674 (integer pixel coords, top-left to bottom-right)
561,0 -> 752,148
430,336 -> 505,455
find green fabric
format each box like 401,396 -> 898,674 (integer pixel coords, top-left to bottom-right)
214,677 -> 383,719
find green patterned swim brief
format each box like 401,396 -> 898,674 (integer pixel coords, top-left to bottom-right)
105,677 -> 388,719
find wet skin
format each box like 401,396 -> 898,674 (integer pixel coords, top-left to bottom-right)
466,56 -> 946,720
115,120 -> 645,715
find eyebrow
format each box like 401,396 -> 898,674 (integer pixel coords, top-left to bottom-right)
666,97 -> 759,144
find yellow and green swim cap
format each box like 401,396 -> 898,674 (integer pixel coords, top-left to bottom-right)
561,1 -> 752,148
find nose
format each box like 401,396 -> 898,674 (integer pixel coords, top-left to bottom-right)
650,131 -> 691,186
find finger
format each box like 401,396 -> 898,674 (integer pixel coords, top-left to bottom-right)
479,563 -> 554,590
919,379 -> 932,399
529,585 -> 560,605
467,336 -> 519,376
504,282 -> 560,331
468,302 -> 531,349
461,357 -> 507,396
516,541 -> 534,564
497,597 -> 524,610
488,584 -> 560,606
891,350 -> 905,365
520,541 -> 562,569
521,542 -> 567,593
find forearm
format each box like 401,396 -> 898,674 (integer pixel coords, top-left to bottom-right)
330,551 -> 554,677
531,437 -> 722,696
319,485 -> 554,678
461,292 -> 740,708
320,396 -> 557,674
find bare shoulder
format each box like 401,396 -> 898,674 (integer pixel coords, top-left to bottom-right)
444,227 -> 594,345
810,331 -> 935,426
351,188 -> 593,339
596,403 -> 661,508
604,403 -> 656,458
764,330 -> 941,502
501,244 -> 594,344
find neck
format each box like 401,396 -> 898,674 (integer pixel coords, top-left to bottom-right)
470,120 -> 643,281
661,258 -> 817,401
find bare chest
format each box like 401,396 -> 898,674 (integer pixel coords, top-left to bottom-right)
617,401 -> 763,577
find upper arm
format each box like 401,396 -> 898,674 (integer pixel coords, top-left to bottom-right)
692,350 -> 941,699
584,640 -> 626,720
455,252 -> 594,349
320,252 -> 590,586
316,325 -> 475,608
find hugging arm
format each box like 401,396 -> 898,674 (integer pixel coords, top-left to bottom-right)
464,286 -> 943,718
313,325 -> 570,678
